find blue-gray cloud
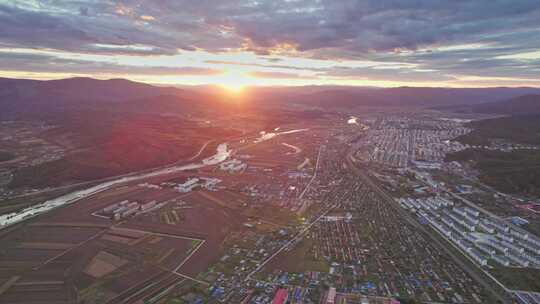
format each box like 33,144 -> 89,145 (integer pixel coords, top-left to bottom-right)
0,51 -> 222,75
1,0 -> 540,83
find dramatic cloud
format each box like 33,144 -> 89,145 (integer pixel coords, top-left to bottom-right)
0,51 -> 222,76
1,0 -> 539,86
249,71 -> 316,80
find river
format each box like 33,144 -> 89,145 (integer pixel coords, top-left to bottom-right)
1,127 -> 311,228
0,143 -> 232,228
254,128 -> 309,143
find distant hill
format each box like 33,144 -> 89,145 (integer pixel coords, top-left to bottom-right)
246,86 -> 540,108
448,113 -> 540,198
437,94 -> 540,115
0,77 -> 184,102
446,148 -> 540,197
2,77 -> 540,117
455,115 -> 540,146
0,77 -> 223,119
469,94 -> 540,115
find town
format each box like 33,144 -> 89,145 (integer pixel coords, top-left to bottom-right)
1,111 -> 539,304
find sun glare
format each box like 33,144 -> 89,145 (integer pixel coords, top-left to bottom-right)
218,70 -> 253,92
221,82 -> 245,93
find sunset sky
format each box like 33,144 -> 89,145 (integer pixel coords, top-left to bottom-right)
1,1 -> 540,87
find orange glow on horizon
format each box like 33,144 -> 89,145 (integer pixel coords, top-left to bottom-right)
1,69 -> 540,89
216,69 -> 254,92
220,83 -> 245,93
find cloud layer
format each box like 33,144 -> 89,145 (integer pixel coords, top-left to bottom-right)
1,0 -> 539,86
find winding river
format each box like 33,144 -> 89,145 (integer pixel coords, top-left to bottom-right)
0,144 -> 232,228
254,128 -> 309,143
1,127 -> 312,228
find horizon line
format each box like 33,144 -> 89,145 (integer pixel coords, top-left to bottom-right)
2,75 -> 540,90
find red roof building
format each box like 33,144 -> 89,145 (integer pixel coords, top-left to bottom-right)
326,287 -> 336,304
272,288 -> 288,304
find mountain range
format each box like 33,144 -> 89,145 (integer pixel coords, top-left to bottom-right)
439,94 -> 540,115
1,77 -> 540,118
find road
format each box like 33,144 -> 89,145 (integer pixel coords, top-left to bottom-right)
246,202 -> 337,279
247,174 -> 354,279
448,191 -> 503,220
299,145 -> 323,200
186,140 -> 213,162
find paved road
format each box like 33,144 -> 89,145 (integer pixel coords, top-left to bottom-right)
299,145 -> 323,200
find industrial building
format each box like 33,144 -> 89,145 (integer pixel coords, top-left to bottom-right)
464,207 -> 480,217
467,248 -> 488,266
479,220 -> 495,233
507,252 -> 530,267
399,195 -> 540,269
492,255 -> 510,267
94,199 -> 163,220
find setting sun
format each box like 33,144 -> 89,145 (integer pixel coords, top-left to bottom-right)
217,69 -> 254,92
3,2 -> 540,303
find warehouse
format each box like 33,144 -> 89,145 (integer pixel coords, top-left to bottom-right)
467,248 -> 487,266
